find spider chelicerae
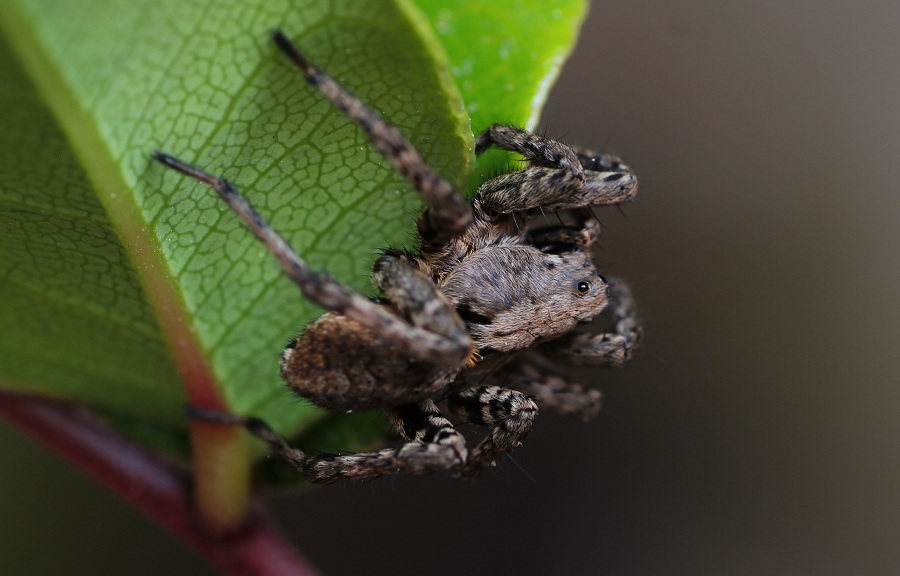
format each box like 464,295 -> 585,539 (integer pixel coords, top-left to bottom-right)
154,30 -> 641,483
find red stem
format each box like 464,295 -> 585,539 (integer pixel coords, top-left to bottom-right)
0,390 -> 320,576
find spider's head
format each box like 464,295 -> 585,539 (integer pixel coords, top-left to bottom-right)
441,246 -> 609,354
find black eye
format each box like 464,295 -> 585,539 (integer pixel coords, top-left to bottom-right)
597,274 -> 607,285
577,281 -> 590,293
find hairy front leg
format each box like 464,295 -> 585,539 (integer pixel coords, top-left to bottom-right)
473,126 -> 637,216
570,145 -> 635,174
476,124 -> 584,182
476,166 -> 637,215
476,126 -> 634,181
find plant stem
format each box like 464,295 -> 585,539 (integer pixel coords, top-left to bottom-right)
0,390 -> 321,576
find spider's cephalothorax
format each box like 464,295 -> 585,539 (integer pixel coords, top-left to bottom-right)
156,30 -> 641,483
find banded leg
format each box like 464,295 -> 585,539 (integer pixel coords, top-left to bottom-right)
472,126 -> 637,216
476,124 -> 584,182
570,146 -> 635,175
386,400 -> 466,462
545,276 -> 642,367
527,217 -> 602,251
272,30 -> 472,243
476,166 -> 637,215
501,361 -> 603,422
447,386 -> 539,476
189,402 -> 466,484
373,250 -> 468,344
153,153 -> 471,367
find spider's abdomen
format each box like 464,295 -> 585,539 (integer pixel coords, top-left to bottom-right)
279,312 -> 458,411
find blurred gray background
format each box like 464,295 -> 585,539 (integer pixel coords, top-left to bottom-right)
2,1 -> 898,574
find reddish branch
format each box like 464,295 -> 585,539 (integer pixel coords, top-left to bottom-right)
0,390 -> 320,576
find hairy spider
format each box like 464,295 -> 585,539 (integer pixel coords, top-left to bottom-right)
154,30 -> 641,483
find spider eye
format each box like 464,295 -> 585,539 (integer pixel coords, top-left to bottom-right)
577,281 -> 590,293
597,274 -> 607,285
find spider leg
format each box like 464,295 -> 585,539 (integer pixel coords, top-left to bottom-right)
386,400 -> 466,461
272,30 -> 472,243
300,442 -> 460,484
153,153 -> 471,367
447,386 -> 539,476
188,404 -> 466,484
372,250 -> 467,343
476,165 -> 637,215
501,148 -> 629,250
476,128 -> 633,180
299,401 -> 466,483
498,361 -> 603,422
527,218 -> 602,251
476,124 -> 585,182
569,146 -> 635,175
473,127 -> 636,216
187,407 -> 311,473
544,276 -> 642,367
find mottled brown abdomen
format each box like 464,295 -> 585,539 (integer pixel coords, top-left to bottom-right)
279,312 -> 457,411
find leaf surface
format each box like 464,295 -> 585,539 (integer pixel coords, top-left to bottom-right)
417,0 -> 588,185
0,0 -> 588,464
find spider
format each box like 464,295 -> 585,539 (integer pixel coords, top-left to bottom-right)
154,30 -> 641,484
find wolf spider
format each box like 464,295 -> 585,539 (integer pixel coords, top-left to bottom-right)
154,30 -> 640,483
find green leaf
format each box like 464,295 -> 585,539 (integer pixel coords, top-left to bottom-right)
0,0 -> 587,471
0,22 -> 187,428
417,0 -> 588,187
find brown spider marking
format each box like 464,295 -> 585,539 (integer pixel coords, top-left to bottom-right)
157,30 -> 641,484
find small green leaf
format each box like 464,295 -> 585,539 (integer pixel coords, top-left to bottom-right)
0,0 -> 587,476
417,0 -> 588,186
